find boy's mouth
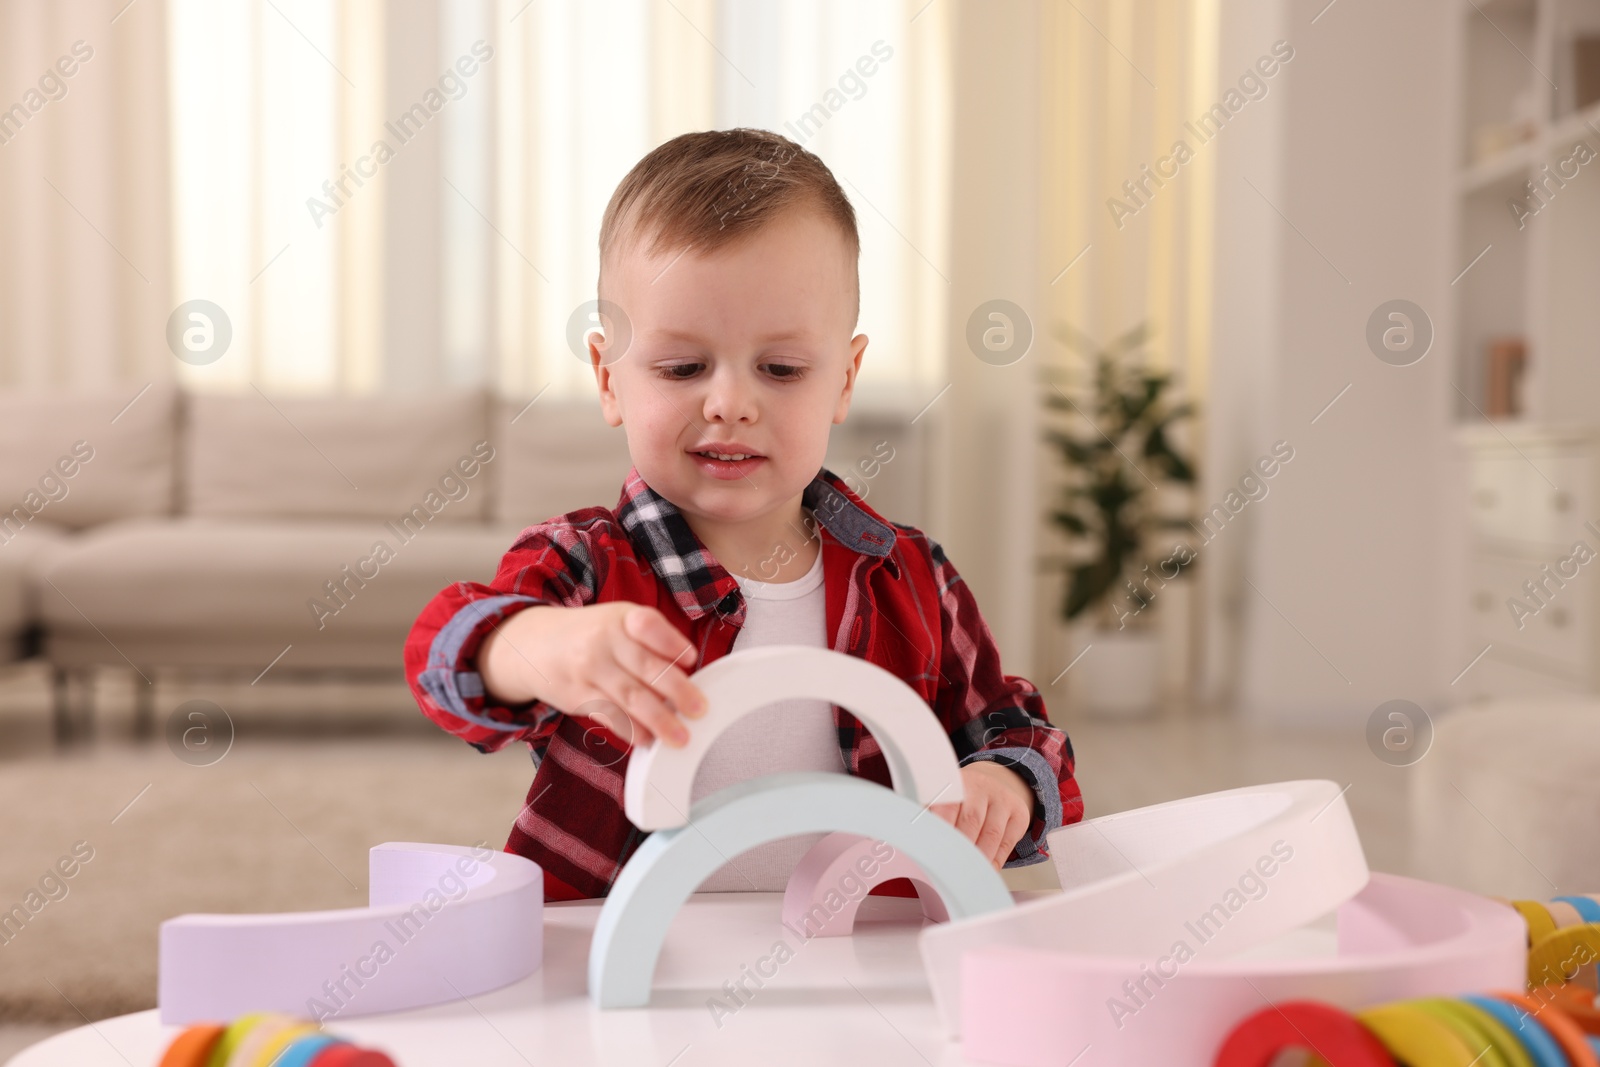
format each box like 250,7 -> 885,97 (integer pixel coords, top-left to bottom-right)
688,446 -> 766,479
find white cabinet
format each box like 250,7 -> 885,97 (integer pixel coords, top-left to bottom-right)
1458,424 -> 1600,697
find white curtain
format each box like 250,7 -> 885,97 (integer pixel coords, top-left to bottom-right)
0,0 -> 172,389
155,0 -> 951,400
1033,0 -> 1221,699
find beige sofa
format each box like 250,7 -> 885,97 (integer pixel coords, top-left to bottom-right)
0,383 -> 923,740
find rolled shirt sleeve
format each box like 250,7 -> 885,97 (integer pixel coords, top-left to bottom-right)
927,538 -> 1085,866
403,518 -> 608,756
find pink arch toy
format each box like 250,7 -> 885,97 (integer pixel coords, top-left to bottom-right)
957,871 -> 1526,1067
782,832 -> 950,936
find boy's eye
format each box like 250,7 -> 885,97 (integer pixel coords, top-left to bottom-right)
654,362 -> 807,382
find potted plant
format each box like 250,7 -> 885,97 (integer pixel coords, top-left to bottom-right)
1039,321 -> 1198,717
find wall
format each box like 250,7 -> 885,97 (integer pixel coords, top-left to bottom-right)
940,0 -> 1043,678
1210,0 -> 1458,727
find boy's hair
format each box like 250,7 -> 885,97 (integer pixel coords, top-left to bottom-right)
598,127 -> 861,325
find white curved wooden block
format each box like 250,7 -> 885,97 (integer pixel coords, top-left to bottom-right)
590,772 -> 1012,1009
783,832 -> 949,935
919,779 -> 1370,1035
623,645 -> 963,831
159,842 -> 542,1025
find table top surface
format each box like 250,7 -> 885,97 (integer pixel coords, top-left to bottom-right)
11,890 -> 1059,1067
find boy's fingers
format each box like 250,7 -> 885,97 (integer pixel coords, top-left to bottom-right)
622,606 -> 697,672
954,794 -> 987,851
975,809 -> 1009,867
604,664 -> 690,748
613,628 -> 707,719
997,807 -> 1030,867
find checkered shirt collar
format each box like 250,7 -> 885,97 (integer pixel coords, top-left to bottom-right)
614,464 -> 897,620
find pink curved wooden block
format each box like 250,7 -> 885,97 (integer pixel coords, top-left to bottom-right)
958,871 -> 1527,1067
782,832 -> 950,936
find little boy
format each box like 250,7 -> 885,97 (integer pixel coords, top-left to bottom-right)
404,128 -> 1083,902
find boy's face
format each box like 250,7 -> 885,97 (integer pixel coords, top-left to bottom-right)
593,207 -> 868,533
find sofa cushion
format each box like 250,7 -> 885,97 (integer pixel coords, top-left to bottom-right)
0,382 -> 177,529
38,518 -> 517,645
184,390 -> 493,524
494,397 -> 632,529
0,522 -> 72,651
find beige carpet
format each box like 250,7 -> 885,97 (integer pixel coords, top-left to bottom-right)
0,732 -> 534,1023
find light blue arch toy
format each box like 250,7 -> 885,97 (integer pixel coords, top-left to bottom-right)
588,771 -> 1015,1009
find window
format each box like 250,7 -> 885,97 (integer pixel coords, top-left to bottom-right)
167,0 -> 950,403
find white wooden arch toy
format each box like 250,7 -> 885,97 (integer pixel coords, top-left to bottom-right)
782,832 -> 949,936
919,779 -> 1369,1034
589,772 -> 1013,1009
159,842 -> 542,1024
623,644 -> 965,830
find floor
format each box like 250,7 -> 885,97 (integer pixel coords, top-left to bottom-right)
0,661 -> 1414,1063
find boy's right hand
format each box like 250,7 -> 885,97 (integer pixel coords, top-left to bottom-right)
477,602 -> 708,749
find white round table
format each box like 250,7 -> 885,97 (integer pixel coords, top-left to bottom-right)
11,890 -> 1057,1066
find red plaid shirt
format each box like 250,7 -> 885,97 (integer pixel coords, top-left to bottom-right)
403,464 -> 1084,901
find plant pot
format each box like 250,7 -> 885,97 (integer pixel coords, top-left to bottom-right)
1074,628 -> 1161,718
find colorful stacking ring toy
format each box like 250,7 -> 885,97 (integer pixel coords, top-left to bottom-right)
1461,995 -> 1567,1067
157,1022 -> 224,1067
1513,901 -> 1560,948
270,1034 -> 345,1067
226,1012 -> 312,1066
1535,982 -> 1600,1034
1211,990 -> 1600,1067
1356,1002 -> 1484,1067
1556,897 -> 1600,925
1212,1000 -> 1397,1067
202,1011 -> 273,1067
1493,990 -> 1599,1067
247,1019 -> 325,1066
159,1017 -> 396,1067
1414,997 -> 1521,1067
1528,924 -> 1600,989
1203,889 -> 1600,1067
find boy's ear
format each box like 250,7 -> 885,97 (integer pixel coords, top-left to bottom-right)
834,333 -> 868,424
594,346 -> 624,427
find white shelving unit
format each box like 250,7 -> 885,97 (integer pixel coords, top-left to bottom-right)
1450,0 -> 1600,424
1451,0 -> 1600,698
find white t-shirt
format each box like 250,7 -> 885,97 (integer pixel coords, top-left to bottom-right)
689,531 -> 846,891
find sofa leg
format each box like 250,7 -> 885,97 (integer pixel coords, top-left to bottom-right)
52,668 -> 92,744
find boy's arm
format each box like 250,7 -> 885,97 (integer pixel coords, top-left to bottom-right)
925,538 -> 1085,867
402,517 -> 609,757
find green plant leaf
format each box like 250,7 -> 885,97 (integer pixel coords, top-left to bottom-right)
1064,561 -> 1116,619
1048,509 -> 1090,535
1042,429 -> 1101,464
1143,424 -> 1197,483
1043,318 -> 1199,623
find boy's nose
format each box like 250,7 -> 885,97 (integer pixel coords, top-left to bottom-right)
700,369 -> 759,423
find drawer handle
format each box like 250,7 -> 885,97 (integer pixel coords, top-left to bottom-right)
1552,490 -> 1572,512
